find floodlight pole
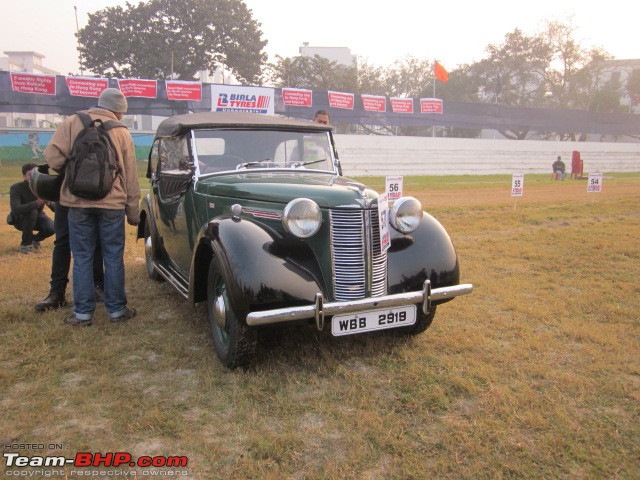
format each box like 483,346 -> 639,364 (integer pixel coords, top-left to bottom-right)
74,6 -> 84,76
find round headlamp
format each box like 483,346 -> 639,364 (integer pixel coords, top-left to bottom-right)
390,196 -> 423,234
283,198 -> 322,238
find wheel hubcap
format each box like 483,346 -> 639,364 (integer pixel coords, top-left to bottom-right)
145,236 -> 153,256
213,294 -> 227,330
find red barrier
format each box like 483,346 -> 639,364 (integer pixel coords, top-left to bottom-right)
571,151 -> 585,179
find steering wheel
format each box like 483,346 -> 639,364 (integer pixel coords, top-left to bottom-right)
200,154 -> 244,174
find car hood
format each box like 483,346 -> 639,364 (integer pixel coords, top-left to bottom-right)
197,172 -> 379,208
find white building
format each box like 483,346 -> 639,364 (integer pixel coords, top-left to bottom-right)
299,43 -> 356,67
0,51 -> 62,128
596,58 -> 640,114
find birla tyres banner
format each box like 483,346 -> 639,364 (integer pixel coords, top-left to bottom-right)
328,91 -> 354,109
211,85 -> 274,114
390,97 -> 414,114
117,79 -> 158,98
361,94 -> 386,112
420,98 -> 444,114
281,88 -> 313,107
165,81 -> 202,101
10,72 -> 56,95
65,77 -> 109,97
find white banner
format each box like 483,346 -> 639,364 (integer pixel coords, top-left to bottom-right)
378,193 -> 390,254
211,85 -> 274,114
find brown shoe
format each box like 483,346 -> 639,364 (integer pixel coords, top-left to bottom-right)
35,292 -> 67,312
110,307 -> 136,323
65,314 -> 92,327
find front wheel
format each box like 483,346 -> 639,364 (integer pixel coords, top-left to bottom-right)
207,256 -> 257,369
397,305 -> 437,335
144,220 -> 163,282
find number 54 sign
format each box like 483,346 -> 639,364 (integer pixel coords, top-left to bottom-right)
587,173 -> 603,193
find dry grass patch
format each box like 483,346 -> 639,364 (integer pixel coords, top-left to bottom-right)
1,168 -> 639,479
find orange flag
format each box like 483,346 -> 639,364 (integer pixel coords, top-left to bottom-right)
434,61 -> 449,84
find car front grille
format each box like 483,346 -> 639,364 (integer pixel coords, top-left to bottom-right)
329,209 -> 388,301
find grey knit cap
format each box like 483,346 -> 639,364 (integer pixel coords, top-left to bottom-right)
98,88 -> 128,113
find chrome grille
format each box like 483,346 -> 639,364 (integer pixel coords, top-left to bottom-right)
330,209 -> 388,301
369,208 -> 388,297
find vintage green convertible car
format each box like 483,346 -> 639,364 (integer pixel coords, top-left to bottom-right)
138,112 -> 472,368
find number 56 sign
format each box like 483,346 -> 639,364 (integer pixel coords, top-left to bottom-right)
386,176 -> 404,201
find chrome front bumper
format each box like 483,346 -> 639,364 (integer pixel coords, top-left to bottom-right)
246,280 -> 473,330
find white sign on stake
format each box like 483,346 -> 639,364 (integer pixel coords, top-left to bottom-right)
511,173 -> 524,197
385,176 -> 404,202
378,193 -> 390,254
587,173 -> 603,193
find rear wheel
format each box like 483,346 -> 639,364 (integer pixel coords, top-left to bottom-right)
144,220 -> 163,282
207,256 -> 257,369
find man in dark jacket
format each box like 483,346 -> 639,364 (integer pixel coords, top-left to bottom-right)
8,163 -> 55,254
553,156 -> 566,180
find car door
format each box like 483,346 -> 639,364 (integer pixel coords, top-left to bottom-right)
153,135 -> 195,277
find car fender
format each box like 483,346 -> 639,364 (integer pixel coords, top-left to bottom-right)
387,212 -> 460,298
193,217 -> 323,310
137,194 -> 156,242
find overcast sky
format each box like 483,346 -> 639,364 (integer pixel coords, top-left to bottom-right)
0,0 -> 636,75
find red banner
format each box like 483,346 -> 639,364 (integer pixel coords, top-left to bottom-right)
420,98 -> 443,114
328,91 -> 354,110
118,79 -> 158,98
10,73 -> 56,95
390,97 -> 414,113
66,77 -> 109,97
166,81 -> 202,101
281,88 -> 312,107
361,94 -> 386,112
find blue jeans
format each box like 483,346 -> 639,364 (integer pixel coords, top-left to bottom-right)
68,208 -> 128,320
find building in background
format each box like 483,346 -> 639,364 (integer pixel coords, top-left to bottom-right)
0,51 -> 61,128
299,43 -> 356,67
596,58 -> 640,114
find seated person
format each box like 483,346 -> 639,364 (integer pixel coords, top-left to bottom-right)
8,163 -> 55,254
552,156 -> 566,180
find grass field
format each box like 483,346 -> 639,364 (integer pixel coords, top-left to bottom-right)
1,164 -> 639,479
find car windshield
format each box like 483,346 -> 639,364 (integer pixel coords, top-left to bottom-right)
192,128 -> 336,176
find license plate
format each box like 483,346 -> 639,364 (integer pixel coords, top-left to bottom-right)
331,305 -> 416,336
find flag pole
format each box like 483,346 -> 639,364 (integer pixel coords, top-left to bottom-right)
432,61 -> 436,137
433,61 -> 436,97
431,60 -> 437,138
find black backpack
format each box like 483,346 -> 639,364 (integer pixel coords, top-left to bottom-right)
65,111 -> 126,200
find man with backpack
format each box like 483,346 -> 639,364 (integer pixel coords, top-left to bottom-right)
44,88 -> 140,326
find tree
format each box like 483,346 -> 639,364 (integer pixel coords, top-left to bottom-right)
625,69 -> 640,110
267,54 -> 357,92
77,0 -> 267,83
383,56 -> 433,99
